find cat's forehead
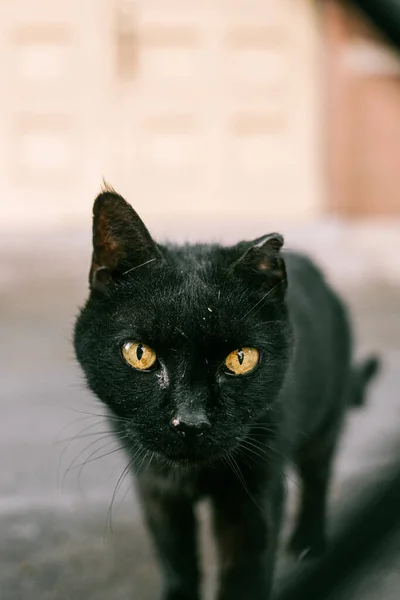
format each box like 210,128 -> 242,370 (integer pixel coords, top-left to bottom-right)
136,263 -> 237,312
116,260 -> 255,344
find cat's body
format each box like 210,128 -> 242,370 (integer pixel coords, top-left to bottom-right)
74,191 -> 378,600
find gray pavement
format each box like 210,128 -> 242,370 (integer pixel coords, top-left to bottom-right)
1,230 -> 400,600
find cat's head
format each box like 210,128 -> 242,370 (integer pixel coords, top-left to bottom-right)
74,190 -> 292,467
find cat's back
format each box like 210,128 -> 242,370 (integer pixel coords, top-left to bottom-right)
284,250 -> 349,338
282,251 -> 352,438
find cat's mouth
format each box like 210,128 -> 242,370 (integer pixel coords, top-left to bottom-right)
163,446 -> 214,465
154,435 -> 243,468
149,435 -> 229,467
123,424 -> 241,468
158,449 -> 225,470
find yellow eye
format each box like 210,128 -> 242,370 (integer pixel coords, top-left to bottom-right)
122,341 -> 157,371
224,347 -> 260,375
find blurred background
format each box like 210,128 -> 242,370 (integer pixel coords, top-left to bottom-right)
0,1 -> 399,599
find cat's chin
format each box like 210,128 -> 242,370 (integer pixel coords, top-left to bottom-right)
154,450 -> 223,470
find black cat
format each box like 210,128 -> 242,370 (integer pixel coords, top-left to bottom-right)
74,189 -> 379,600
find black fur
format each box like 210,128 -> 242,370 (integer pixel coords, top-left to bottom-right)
74,191 -> 379,600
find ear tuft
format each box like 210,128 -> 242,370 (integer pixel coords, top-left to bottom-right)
100,179 -> 116,194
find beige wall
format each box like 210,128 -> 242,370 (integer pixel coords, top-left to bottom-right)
0,0 -> 323,230
324,1 -> 400,217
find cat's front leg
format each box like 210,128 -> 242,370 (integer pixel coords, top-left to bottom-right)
211,486 -> 281,600
137,479 -> 201,600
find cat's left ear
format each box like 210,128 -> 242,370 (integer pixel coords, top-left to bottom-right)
89,187 -> 163,292
233,233 -> 287,296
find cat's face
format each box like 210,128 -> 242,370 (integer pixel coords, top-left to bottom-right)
74,190 -> 291,466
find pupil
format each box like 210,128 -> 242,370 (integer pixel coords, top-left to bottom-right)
238,349 -> 244,365
136,344 -> 144,361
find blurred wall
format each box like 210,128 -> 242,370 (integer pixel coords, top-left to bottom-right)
0,0 -> 323,230
325,0 -> 400,217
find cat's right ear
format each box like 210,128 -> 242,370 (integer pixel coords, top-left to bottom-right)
89,187 -> 162,293
232,233 -> 287,299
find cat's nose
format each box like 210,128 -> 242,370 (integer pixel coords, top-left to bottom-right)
170,414 -> 211,439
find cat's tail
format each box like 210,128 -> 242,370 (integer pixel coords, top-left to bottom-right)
349,355 -> 381,407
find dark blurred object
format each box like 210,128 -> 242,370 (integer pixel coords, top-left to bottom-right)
344,0 -> 400,48
277,464 -> 400,599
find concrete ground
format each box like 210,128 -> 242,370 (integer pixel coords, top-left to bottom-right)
1,226 -> 400,600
